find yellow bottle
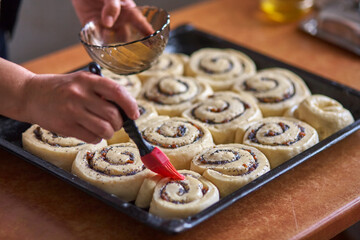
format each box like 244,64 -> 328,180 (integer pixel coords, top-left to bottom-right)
260,0 -> 314,22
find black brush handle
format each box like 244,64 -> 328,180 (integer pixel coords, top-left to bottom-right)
88,62 -> 102,76
112,103 -> 154,156
88,62 -> 154,156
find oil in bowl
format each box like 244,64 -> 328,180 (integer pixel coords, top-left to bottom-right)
260,0 -> 314,22
80,6 -> 170,75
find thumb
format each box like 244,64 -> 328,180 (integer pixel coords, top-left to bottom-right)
101,0 -> 121,28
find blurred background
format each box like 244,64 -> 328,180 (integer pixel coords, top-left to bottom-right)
3,0 -> 360,239
8,0 -> 205,64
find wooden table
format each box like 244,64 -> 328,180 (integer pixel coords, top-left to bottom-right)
1,0 -> 359,239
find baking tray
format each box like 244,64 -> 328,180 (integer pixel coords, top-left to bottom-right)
0,24 -> 359,234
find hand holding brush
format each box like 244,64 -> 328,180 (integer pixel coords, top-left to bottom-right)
89,62 -> 184,180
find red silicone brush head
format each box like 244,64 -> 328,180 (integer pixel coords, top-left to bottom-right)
141,147 -> 185,180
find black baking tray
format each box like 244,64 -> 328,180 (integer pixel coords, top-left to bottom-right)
0,24 -> 359,234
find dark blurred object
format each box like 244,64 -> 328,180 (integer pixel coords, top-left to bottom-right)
0,29 -> 6,59
315,0 -> 337,8
0,0 -> 22,59
331,221 -> 360,240
300,0 -> 360,55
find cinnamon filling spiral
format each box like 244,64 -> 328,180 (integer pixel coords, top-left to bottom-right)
149,170 -> 219,218
195,148 -> 260,176
85,145 -> 146,176
232,68 -> 311,117
138,105 -> 146,115
159,173 -> 209,204
110,75 -> 134,87
198,54 -> 236,74
186,48 -> 256,81
143,76 -> 200,105
183,91 -> 262,144
33,126 -> 85,147
102,68 -> 136,87
242,117 -> 319,168
248,121 -> 306,146
151,55 -> 174,71
190,96 -> 250,124
242,76 -> 296,103
135,100 -> 158,125
186,48 -> 256,91
142,119 -> 204,149
190,144 -> 270,197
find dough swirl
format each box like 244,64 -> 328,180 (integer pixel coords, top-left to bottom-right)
107,100 -> 159,144
185,48 -> 256,91
137,53 -> 188,81
140,75 -> 213,116
284,94 -> 355,140
242,117 -> 319,168
102,68 -> 141,98
72,143 -> 152,202
191,144 -> 270,197
140,117 -> 214,169
22,124 -> 107,171
232,68 -> 311,116
149,170 -> 219,219
182,91 -> 262,144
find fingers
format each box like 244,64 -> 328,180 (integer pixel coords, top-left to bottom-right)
114,0 -> 154,36
25,71 -> 138,144
61,102 -> 119,143
49,98 -> 118,143
48,71 -> 139,143
84,95 -> 123,131
70,124 -> 103,144
102,0 -> 121,28
112,24 -> 131,42
42,118 -> 104,144
76,106 -> 116,141
92,76 -> 140,120
128,8 -> 154,35
121,0 -> 136,9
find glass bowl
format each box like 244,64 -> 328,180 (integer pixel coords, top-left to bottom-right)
79,6 -> 170,75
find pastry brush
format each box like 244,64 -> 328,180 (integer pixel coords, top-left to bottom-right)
89,62 -> 184,180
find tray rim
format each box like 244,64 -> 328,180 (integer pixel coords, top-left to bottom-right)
1,24 -> 359,234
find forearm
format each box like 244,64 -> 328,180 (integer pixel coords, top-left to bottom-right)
0,57 -> 35,121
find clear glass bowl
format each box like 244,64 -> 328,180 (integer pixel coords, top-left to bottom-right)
80,6 -> 170,75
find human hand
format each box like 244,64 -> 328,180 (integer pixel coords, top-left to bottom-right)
22,71 -> 140,143
71,0 -> 154,40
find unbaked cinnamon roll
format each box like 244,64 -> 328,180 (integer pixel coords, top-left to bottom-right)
182,91 -> 262,144
72,143 -> 153,202
22,124 -> 107,171
285,94 -> 354,140
137,53 -> 188,82
139,75 -> 213,117
140,117 -> 214,170
149,170 -> 219,219
191,144 -> 270,197
102,68 -> 141,98
135,174 -> 162,208
185,48 -> 256,91
232,68 -> 311,116
242,117 -> 319,168
107,100 -> 159,145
